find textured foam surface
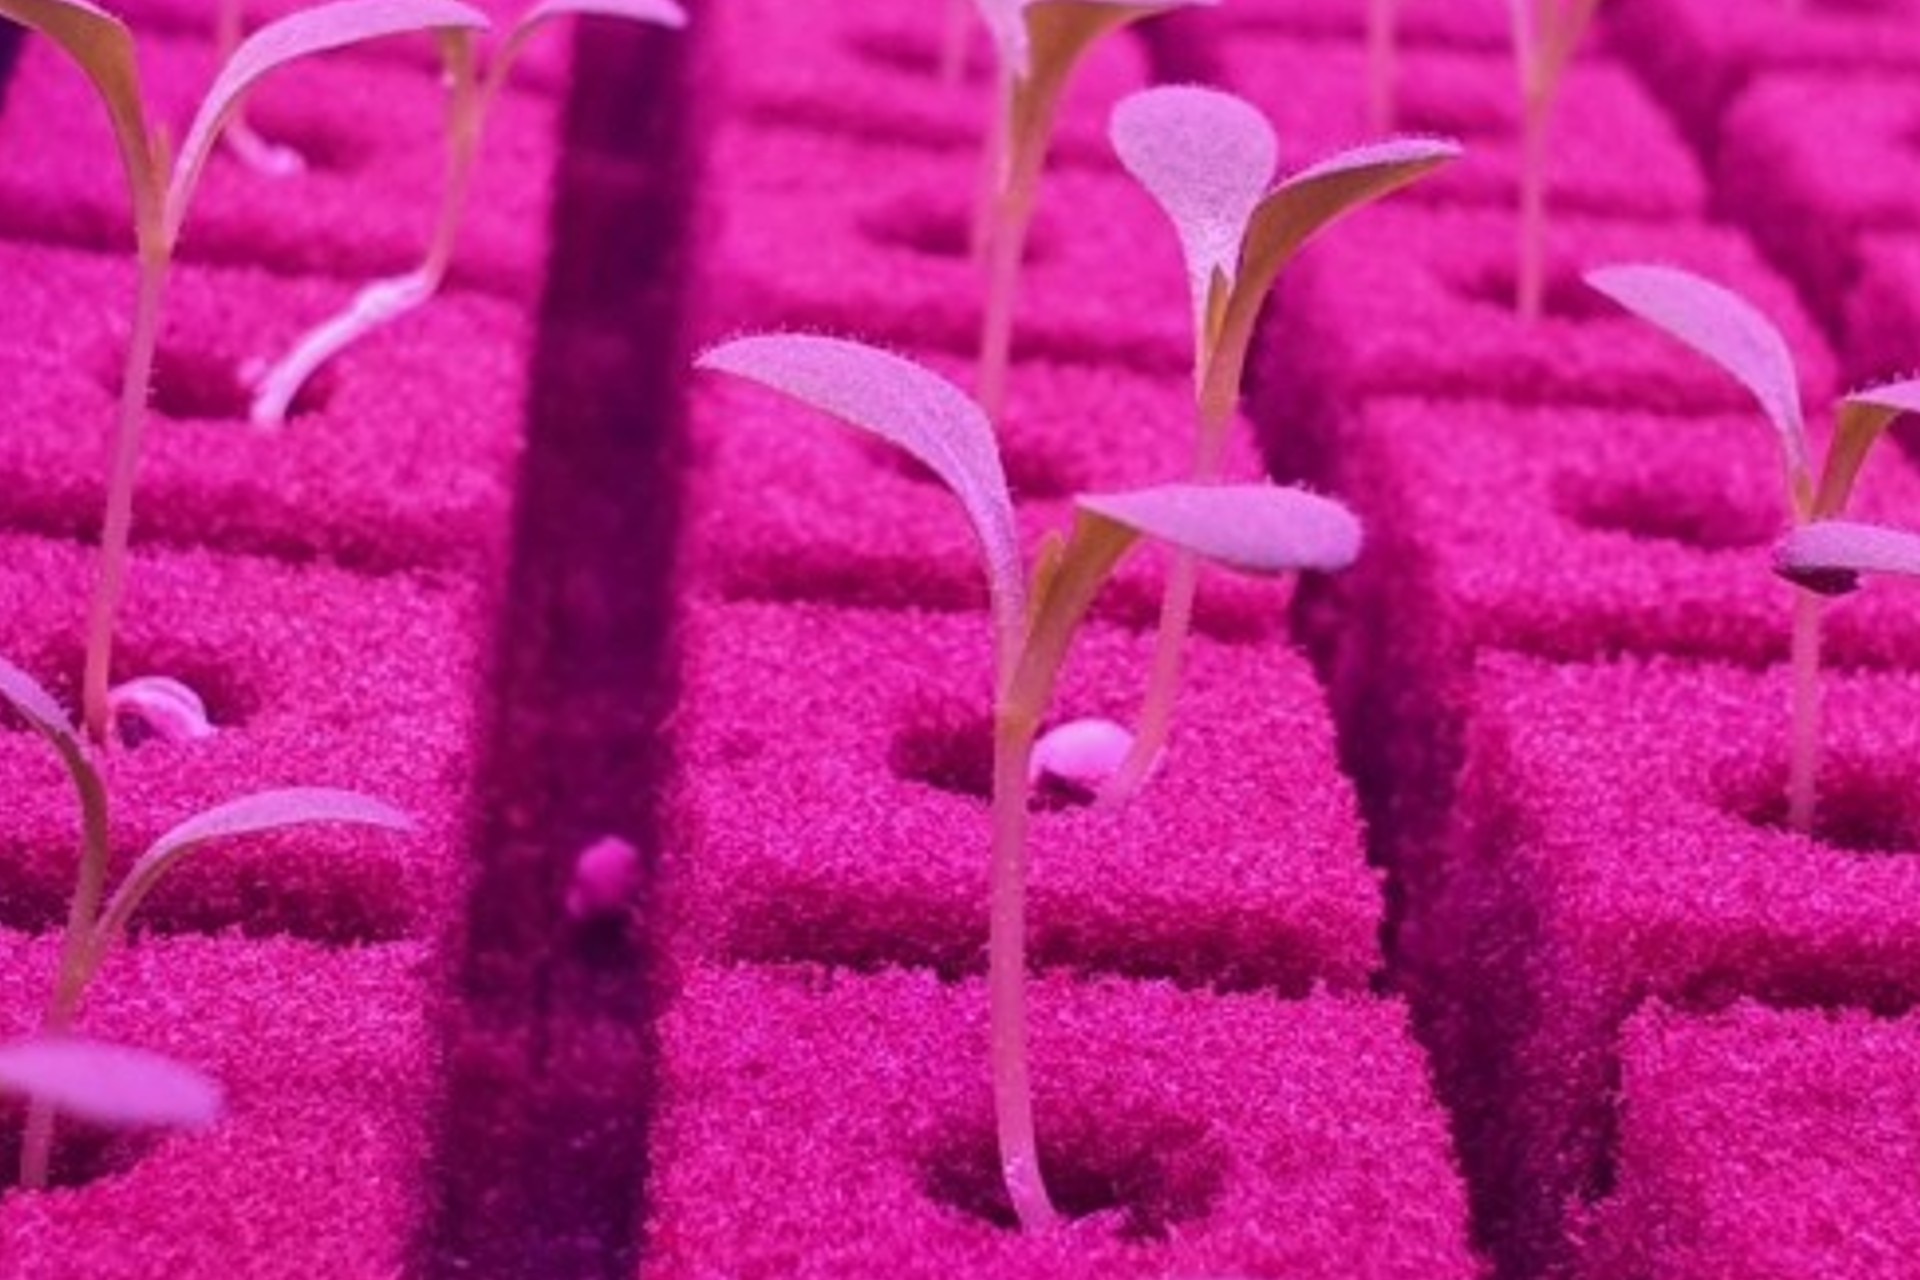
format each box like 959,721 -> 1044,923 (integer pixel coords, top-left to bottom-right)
1424,653 -> 1920,1280
1608,0 -> 1920,154
0,33 -> 559,298
1206,0 -> 1508,47
686,349 -> 1287,643
643,965 -> 1481,1279
666,602 -> 1377,993
1255,206 -> 1837,482
0,536 -> 481,942
711,0 -> 1148,170
1715,69 -> 1920,336
0,931 -> 434,1280
0,242 -> 526,575
1577,999 -> 1920,1280
1846,233 -> 1920,390
1221,37 -> 1706,220
699,123 -> 1192,373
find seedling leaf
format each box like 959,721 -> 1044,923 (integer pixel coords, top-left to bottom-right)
1585,264 -> 1811,501
1776,519 -> 1920,595
165,0 -> 492,244
0,1036 -> 222,1130
496,0 -> 684,85
1109,85 -> 1276,342
0,656 -> 109,896
1813,377 -> 1920,519
0,654 -> 82,748
697,335 -> 1025,633
1074,483 -> 1363,577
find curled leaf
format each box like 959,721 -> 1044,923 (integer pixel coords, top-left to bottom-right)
1813,377 -> 1920,519
106,675 -> 216,744
1775,519 -> 1920,596
0,1036 -> 223,1130
1075,483 -> 1362,577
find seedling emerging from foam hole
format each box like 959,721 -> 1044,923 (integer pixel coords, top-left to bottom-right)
966,0 -> 1216,426
1506,0 -> 1599,320
0,655 -> 412,1190
697,333 -> 1360,1234
1587,263 -> 1920,836
0,1035 -> 224,1157
247,0 -> 687,427
1090,85 -> 1455,804
0,0 -> 491,745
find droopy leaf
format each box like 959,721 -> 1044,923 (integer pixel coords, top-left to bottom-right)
0,1036 -> 223,1130
0,0 -> 161,237
1775,519 -> 1920,597
697,335 -> 1026,636
1812,377 -> 1920,519
0,654 -> 82,748
0,655 -> 109,877
494,0 -> 684,87
88,788 -> 414,976
1075,483 -> 1362,577
1585,264 -> 1811,504
165,0 -> 491,244
1110,85 -> 1276,344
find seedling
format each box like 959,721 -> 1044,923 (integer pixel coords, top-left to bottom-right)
1777,520 -> 1920,597
1505,0 -> 1599,319
246,0 -> 687,426
0,0 -> 492,745
1588,263 -> 1920,835
215,0 -> 306,177
1369,0 -> 1399,131
0,655 -> 412,1189
1097,85 -> 1456,804
697,333 -> 1360,1233
966,0 -> 1215,426
0,1035 -> 223,1142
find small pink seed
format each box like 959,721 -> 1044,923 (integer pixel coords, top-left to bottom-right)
566,835 -> 641,921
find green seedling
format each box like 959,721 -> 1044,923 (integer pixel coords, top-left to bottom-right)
697,333 -> 1360,1233
967,0 -> 1215,426
0,0 -> 491,745
247,0 -> 687,426
0,655 -> 412,1190
1588,263 -> 1920,836
1369,0 -> 1399,131
1506,0 -> 1599,319
0,1035 -> 223,1152
1095,85 -> 1456,804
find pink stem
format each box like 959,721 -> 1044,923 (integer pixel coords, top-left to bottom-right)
1368,0 -> 1398,133
1516,92 -> 1548,321
1787,586 -> 1825,835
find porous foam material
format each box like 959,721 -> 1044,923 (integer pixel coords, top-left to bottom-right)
0,33 -> 560,298
685,349 -> 1288,644
1608,0 -> 1920,156
1715,69 -> 1920,337
1222,37 -> 1707,221
643,965 -> 1482,1279
0,241 -> 526,575
665,602 -> 1378,993
1254,206 -> 1837,484
711,0 -> 1149,170
698,123 -> 1191,374
1576,1000 -> 1920,1280
1309,396 -> 1920,908
0,535 -> 481,942
1845,234 -> 1920,391
1206,0 -> 1508,48
1424,652 -> 1920,1280
0,931 -> 435,1280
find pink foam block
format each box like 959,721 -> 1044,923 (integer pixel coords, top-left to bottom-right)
1254,206 -> 1836,479
1221,37 -> 1705,221
1844,233 -> 1920,390
0,33 -> 560,298
1715,69 -> 1920,336
0,535 -> 480,942
1608,0 -> 1920,155
0,241 -> 526,575
643,965 -> 1480,1279
1313,396 -> 1920,903
1578,1000 -> 1920,1280
711,0 -> 1147,171
698,125 -> 1191,374
1424,653 -> 1920,1280
667,602 -> 1378,992
687,351 -> 1287,643
0,930 -> 433,1279
1207,0 -> 1508,48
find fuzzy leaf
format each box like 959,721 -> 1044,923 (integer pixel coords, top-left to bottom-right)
1775,519 -> 1920,596
165,0 -> 491,243
697,335 -> 1025,630
1074,483 -> 1362,577
1585,264 -> 1811,499
1812,377 -> 1920,519
0,1036 -> 222,1130
0,654 -> 82,747
1110,85 -> 1276,343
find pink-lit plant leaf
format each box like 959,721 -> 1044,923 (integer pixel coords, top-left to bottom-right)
496,0 -> 684,69
106,675 -> 216,744
0,655 -> 111,950
0,1036 -> 223,1131
1079,483 -> 1363,576
1586,264 -> 1812,506
1776,520 -> 1920,597
1813,377 -> 1920,519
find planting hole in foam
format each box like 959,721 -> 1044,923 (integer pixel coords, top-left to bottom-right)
862,198 -> 1056,265
1728,759 -> 1920,855
1458,266 -> 1614,322
0,1113 -> 141,1195
1401,93 -> 1508,139
1553,470 -> 1779,550
845,27 -> 989,85
889,703 -> 1098,810
920,1109 -> 1227,1239
94,341 -> 333,423
8,640 -> 259,740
